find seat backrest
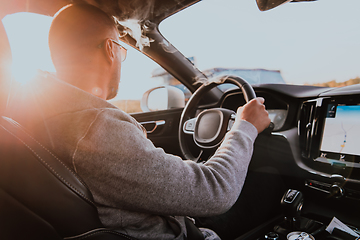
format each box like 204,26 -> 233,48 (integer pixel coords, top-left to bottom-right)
0,116 -> 104,239
0,18 -> 134,240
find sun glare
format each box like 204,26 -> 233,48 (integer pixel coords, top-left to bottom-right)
2,12 -> 55,84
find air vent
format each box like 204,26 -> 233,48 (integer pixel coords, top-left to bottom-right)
299,100 -> 317,158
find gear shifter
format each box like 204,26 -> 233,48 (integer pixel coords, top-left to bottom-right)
281,189 -> 304,230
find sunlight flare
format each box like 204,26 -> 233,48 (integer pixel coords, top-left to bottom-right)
2,12 -> 55,84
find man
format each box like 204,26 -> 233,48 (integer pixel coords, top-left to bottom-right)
8,3 -> 270,240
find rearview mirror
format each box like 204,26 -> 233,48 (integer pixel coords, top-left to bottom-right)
256,0 -> 291,11
256,0 -> 316,11
141,86 -> 185,112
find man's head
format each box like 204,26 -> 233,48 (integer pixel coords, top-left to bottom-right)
49,3 -> 125,100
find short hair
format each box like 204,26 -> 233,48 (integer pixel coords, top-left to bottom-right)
49,3 -> 117,69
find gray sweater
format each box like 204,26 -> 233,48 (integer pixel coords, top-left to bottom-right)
7,72 -> 258,240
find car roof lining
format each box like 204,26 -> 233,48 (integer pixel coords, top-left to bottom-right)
12,0 -> 200,22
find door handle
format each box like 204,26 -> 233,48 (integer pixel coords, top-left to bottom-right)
140,120 -> 165,134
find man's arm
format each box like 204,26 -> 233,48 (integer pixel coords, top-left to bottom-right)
72,97 -> 269,217
72,106 -> 261,217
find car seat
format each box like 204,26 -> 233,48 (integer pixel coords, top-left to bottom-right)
0,116 -> 136,240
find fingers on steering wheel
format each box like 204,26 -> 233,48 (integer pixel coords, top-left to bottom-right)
256,97 -> 265,104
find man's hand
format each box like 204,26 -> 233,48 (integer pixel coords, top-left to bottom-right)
236,97 -> 271,134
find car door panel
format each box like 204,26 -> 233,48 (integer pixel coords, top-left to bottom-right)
131,108 -> 183,157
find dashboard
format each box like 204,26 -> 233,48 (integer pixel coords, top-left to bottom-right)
139,82 -> 360,237
219,83 -> 360,172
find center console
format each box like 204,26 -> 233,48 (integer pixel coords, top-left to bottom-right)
300,97 -> 360,170
235,190 -> 360,240
298,95 -> 360,202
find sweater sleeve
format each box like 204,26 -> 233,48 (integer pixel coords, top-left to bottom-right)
73,108 -> 258,217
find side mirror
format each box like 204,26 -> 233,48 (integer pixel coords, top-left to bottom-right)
141,86 -> 185,112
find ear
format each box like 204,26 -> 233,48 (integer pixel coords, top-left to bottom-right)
103,38 -> 115,63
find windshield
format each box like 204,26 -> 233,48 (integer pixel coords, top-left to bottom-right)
160,0 -> 360,86
3,0 -> 360,111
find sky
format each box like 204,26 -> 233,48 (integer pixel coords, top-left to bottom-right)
2,0 -> 360,99
3,12 -> 55,82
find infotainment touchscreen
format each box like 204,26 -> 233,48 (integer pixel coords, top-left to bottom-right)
319,104 -> 360,165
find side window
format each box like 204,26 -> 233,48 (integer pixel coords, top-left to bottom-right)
108,45 -> 191,113
3,13 -> 55,84
3,13 -> 190,114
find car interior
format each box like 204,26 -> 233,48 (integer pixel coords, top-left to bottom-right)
0,0 -> 360,240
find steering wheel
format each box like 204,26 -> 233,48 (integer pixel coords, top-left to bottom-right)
179,75 -> 256,161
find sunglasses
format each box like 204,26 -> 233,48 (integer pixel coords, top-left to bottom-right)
110,39 -> 127,62
98,39 -> 127,62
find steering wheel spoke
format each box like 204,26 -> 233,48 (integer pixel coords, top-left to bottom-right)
194,149 -> 218,163
194,149 -> 204,163
183,118 -> 196,134
227,113 -> 236,131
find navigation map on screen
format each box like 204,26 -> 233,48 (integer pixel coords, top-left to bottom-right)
320,104 -> 360,157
